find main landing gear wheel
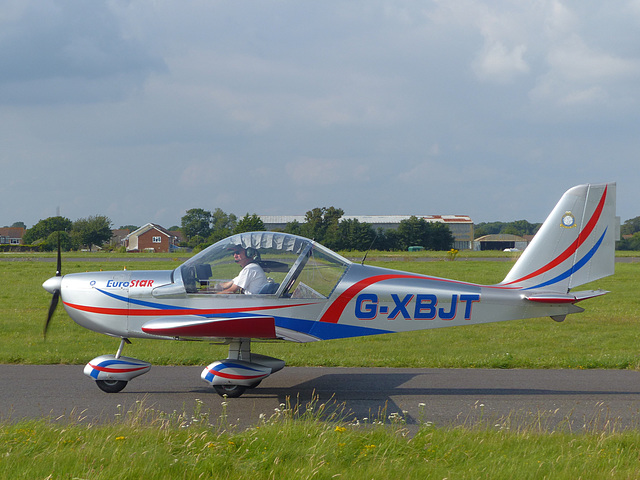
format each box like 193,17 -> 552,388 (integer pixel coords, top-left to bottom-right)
96,379 -> 128,393
213,384 -> 246,398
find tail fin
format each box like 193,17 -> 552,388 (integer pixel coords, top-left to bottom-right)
500,183 -> 616,292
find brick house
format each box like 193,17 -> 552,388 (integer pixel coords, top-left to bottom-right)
124,223 -> 178,253
0,227 -> 25,245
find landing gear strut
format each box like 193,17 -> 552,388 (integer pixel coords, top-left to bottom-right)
201,339 -> 285,398
83,338 -> 151,393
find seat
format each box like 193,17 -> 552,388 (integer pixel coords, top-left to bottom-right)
258,282 -> 279,295
195,264 -> 212,287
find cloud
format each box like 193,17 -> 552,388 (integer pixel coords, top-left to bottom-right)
178,160 -> 230,188
2,1 -> 640,228
286,157 -> 370,187
473,41 -> 529,84
0,0 -> 165,104
530,34 -> 640,107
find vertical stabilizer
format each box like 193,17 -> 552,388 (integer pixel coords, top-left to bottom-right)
500,183 -> 616,292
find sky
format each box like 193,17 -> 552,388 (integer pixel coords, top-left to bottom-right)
2,0 -> 639,230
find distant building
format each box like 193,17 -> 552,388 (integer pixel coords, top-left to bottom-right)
0,227 -> 25,245
124,223 -> 179,253
259,215 -> 474,250
110,229 -> 130,248
169,229 -> 186,245
473,234 -> 528,251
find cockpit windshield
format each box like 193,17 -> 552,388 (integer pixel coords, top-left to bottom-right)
174,232 -> 351,298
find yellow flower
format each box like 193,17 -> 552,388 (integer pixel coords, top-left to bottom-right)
115,436 -> 125,441
334,426 -> 346,433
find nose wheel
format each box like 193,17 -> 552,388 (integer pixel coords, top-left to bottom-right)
84,339 -> 151,393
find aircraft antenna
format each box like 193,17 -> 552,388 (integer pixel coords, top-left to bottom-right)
360,232 -> 378,265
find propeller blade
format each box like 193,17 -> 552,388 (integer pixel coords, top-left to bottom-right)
44,289 -> 60,339
44,231 -> 63,340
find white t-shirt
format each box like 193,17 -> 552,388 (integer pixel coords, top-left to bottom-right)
232,262 -> 268,294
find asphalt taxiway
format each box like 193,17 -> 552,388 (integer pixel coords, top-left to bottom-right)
3,366 -> 640,431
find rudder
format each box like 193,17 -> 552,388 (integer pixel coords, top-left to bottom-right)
500,183 -> 616,292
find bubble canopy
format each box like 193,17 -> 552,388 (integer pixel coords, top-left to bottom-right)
173,232 -> 351,298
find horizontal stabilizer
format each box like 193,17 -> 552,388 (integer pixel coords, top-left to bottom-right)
141,315 -> 277,339
525,289 -> 609,304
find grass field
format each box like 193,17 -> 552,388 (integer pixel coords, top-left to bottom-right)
1,253 -> 639,369
2,253 -> 640,478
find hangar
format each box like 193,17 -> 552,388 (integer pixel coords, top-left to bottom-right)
473,234 -> 528,251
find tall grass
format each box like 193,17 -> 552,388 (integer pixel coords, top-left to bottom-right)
3,397 -> 640,479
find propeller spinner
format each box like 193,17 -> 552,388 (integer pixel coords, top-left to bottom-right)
42,233 -> 63,339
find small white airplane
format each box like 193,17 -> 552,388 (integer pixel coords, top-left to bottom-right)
43,183 -> 616,397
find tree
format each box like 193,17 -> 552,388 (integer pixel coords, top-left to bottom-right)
234,214 -> 266,234
301,206 -> 344,246
181,208 -> 212,240
621,216 -> 640,236
10,221 -> 26,229
283,220 -> 302,235
23,216 -> 73,245
618,232 -> 640,250
475,220 -> 541,238
335,219 -> 376,251
375,228 -> 401,251
397,216 -> 426,250
209,208 -> 237,244
44,231 -> 73,252
428,222 -> 455,250
397,216 -> 453,251
119,225 -> 139,232
72,215 -> 113,251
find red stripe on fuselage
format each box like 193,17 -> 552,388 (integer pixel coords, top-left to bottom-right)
63,301 -> 315,317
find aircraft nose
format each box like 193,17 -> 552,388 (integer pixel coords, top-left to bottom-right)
43,276 -> 63,294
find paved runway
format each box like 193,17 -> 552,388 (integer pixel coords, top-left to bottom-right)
3,365 -> 640,432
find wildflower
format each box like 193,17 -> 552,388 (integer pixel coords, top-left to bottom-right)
115,436 -> 125,441
334,426 -> 346,433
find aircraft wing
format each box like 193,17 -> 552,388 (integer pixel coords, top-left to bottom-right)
141,315 -> 277,339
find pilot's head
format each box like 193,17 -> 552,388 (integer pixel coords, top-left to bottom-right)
230,246 -> 253,267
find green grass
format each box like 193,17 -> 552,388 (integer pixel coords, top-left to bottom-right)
1,255 -> 639,368
3,254 -> 640,477
3,397 -> 640,479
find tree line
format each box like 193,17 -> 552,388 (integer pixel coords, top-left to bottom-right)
474,220 -> 542,238
22,215 -> 113,251
181,206 -> 455,252
618,216 -> 640,250
16,211 -> 640,253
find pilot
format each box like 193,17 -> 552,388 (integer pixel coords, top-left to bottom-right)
216,246 -> 269,294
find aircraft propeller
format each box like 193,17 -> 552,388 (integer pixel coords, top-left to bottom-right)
42,233 -> 63,339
